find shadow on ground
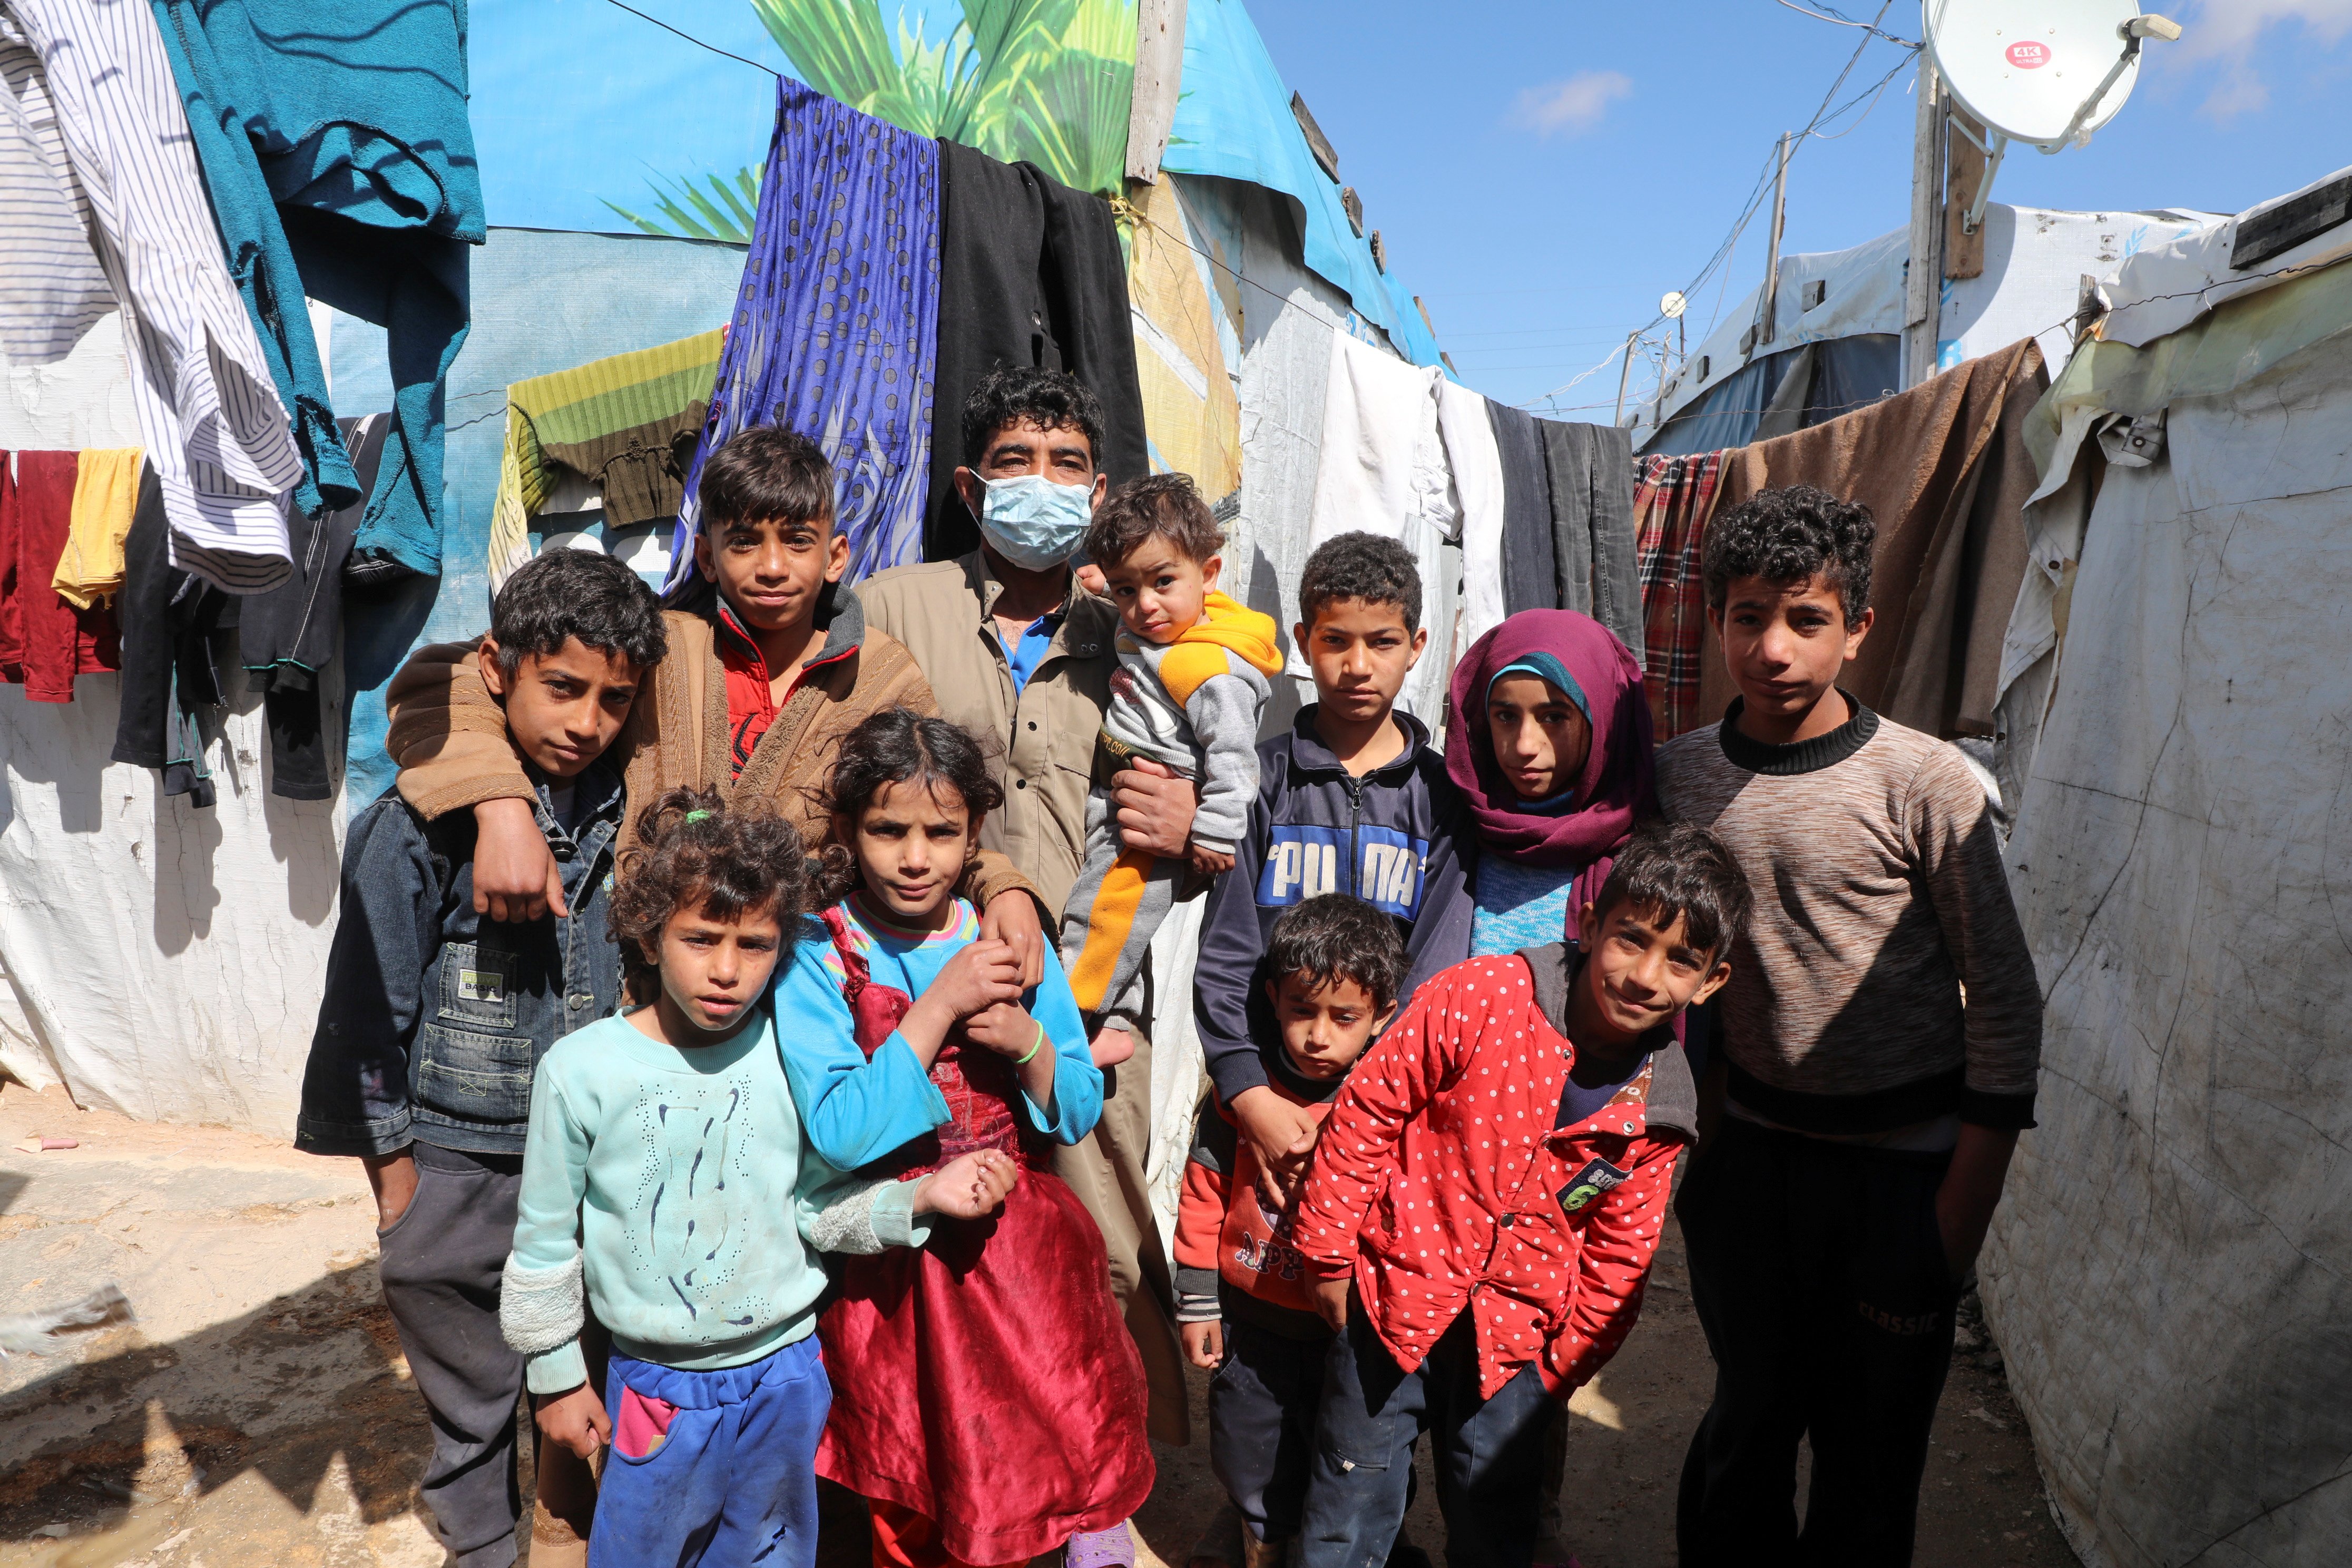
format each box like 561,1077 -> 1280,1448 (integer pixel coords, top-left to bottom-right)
0,1261 -> 438,1565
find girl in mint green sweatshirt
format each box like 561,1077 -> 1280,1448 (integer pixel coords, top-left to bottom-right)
499,788 -> 1018,1568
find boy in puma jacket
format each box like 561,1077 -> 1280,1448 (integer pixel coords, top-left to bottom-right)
1290,822 -> 1750,1567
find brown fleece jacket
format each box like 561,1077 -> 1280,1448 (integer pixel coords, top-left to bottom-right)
383,587 -> 1037,909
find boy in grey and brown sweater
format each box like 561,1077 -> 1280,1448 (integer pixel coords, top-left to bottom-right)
1658,484 -> 2041,1568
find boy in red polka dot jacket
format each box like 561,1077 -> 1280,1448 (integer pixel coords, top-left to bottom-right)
1290,821 -> 1750,1566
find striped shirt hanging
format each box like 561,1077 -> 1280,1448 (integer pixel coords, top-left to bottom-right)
0,29 -> 112,362
4,0 -> 297,594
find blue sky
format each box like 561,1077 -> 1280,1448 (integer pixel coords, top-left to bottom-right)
1247,0 -> 2352,415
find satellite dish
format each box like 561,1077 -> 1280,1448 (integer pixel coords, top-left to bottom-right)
1923,1 -> 2182,231
1660,291 -> 1688,319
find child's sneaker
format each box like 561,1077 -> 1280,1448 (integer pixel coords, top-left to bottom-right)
1066,1522 -> 1137,1568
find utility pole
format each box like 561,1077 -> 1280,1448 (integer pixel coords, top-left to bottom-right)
1760,131 -> 1791,346
1612,329 -> 1641,427
1903,57 -> 1946,388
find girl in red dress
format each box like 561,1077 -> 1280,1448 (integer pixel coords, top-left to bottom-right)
770,708 -> 1154,1568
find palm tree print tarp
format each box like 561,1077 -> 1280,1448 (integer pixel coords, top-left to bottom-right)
610,0 -> 1136,243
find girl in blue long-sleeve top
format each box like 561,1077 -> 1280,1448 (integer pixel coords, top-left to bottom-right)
769,708 -> 1155,1568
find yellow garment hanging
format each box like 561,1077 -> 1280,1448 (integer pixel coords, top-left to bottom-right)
51,448 -> 142,609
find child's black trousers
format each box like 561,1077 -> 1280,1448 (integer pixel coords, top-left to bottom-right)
1674,1115 -> 1961,1567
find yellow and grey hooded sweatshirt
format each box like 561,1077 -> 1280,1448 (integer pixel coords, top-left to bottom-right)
1097,592 -> 1283,855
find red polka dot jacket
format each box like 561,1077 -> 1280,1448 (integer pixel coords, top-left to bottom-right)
1292,944 -> 1699,1400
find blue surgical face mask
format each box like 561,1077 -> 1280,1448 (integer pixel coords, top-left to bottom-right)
976,473 -> 1094,572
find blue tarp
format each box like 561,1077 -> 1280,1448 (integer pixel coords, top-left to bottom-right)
1160,0 -> 1442,370
329,228 -> 749,812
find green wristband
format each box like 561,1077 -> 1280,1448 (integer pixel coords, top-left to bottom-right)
1016,1022 -> 1046,1065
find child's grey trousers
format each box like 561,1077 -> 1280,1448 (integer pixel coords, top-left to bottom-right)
375,1142 -> 530,1568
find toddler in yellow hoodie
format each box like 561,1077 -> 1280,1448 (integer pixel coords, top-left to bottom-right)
1061,473 -> 1283,1024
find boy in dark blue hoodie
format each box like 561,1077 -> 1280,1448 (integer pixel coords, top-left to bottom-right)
1192,531 -> 1475,1202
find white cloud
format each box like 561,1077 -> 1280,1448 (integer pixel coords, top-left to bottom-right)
2174,0 -> 2352,121
1511,70 -> 1633,137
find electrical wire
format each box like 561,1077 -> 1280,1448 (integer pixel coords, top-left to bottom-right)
1535,2 -> 1916,413
603,0 -> 780,76
1772,0 -> 1919,50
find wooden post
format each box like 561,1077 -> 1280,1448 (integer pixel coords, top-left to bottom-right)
1613,330 -> 1641,428
1903,60 -> 1946,388
1760,132 -> 1791,345
1943,107 -> 1988,281
1125,0 -> 1188,185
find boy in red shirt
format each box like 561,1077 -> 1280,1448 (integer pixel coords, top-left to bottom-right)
1291,821 -> 1750,1567
1174,895 -> 1406,1568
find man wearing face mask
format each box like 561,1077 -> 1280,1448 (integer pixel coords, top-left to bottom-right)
860,366 -> 1199,1459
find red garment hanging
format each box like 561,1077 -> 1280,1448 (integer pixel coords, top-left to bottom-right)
1,452 -> 122,702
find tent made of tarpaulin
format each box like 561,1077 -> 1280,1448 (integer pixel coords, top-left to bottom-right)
1979,184 -> 2352,1566
1630,204 -> 2216,454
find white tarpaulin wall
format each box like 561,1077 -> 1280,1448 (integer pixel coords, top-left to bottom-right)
1981,256 -> 2352,1565
0,319 -> 344,1128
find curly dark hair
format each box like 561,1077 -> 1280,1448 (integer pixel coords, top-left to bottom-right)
1267,894 -> 1407,1013
489,548 -> 668,678
815,708 -> 1005,900
1594,819 -> 1752,961
1700,483 -> 1876,623
609,787 -> 815,1003
961,365 -> 1105,470
1083,472 -> 1223,569
1298,531 -> 1422,635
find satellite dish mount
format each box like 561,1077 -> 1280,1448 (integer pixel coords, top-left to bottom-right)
1923,2 -> 2183,234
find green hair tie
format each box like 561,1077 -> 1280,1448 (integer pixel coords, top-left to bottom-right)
684,808 -> 713,823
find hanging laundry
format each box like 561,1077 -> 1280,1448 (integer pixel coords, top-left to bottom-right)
241,414 -> 384,801
490,330 -> 723,590
0,26 -> 113,362
1439,380 -> 1508,649
3,0 -> 300,594
924,136 -> 1148,562
1632,448 -> 1726,740
148,0 -> 481,584
1538,420 -> 1641,665
111,463 -> 236,807
1485,400 -> 1557,622
1706,338 -> 2044,738
672,81 -> 939,589
1307,331 -> 1457,729
1231,279 -> 1332,734
1,450 -> 122,700
51,445 -> 141,607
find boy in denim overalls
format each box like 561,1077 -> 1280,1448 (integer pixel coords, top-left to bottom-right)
296,548 -> 666,1568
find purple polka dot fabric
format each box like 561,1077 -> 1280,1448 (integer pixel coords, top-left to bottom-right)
671,80 -> 939,588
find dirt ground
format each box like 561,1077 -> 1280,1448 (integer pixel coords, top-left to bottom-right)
0,1082 -> 2075,1568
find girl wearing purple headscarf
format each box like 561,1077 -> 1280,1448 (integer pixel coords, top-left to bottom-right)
1444,610 -> 1656,957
